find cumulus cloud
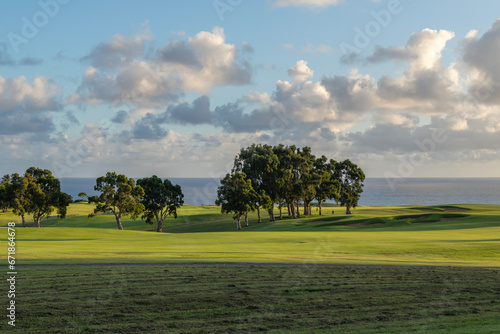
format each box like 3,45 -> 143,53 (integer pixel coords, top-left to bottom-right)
81,32 -> 151,69
288,60 -> 314,82
462,19 -> 500,104
0,76 -> 61,135
111,110 -> 129,124
165,96 -> 212,125
129,113 -> 169,140
75,27 -> 253,108
366,29 -> 455,70
213,102 -> 277,133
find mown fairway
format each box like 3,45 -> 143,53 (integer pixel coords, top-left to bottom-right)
0,203 -> 499,266
1,264 -> 498,333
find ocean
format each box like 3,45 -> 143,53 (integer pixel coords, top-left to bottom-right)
60,177 -> 500,206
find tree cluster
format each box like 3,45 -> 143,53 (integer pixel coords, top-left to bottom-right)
0,167 -> 71,228
216,144 -> 365,229
88,173 -> 184,232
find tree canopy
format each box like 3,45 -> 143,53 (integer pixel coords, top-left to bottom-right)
1,168 -> 70,227
137,176 -> 184,232
88,172 -> 145,230
215,172 -> 258,230
216,144 -> 365,225
24,167 -> 71,227
334,159 -> 366,214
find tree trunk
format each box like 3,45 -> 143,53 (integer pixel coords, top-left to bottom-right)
279,206 -> 283,220
296,201 -> 300,218
245,215 -> 249,227
116,213 -> 124,230
287,202 -> 291,216
236,215 -> 242,230
290,202 -> 296,219
21,214 -> 27,228
268,208 -> 275,222
155,212 -> 162,232
35,216 -> 42,228
346,206 -> 352,215
318,200 -> 323,216
257,207 -> 261,223
304,201 -> 312,216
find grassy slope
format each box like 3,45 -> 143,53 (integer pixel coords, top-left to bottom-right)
0,203 -> 499,266
1,265 -> 498,333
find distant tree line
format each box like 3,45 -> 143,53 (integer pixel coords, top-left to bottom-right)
0,168 -> 184,231
216,144 -> 365,230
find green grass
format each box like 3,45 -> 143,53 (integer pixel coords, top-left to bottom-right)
0,203 -> 499,266
1,264 -> 498,333
1,203 -> 499,333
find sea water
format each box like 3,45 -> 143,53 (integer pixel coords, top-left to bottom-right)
60,177 -> 500,206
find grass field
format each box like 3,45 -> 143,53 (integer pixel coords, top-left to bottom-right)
0,203 -> 499,333
0,203 -> 499,266
1,264 -> 499,333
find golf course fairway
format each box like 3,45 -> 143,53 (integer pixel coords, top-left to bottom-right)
1,203 -> 499,267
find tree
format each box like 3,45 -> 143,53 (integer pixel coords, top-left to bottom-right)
88,172 -> 145,230
137,176 -> 184,232
24,167 -> 70,228
78,192 -> 88,201
0,175 -> 10,213
232,144 -> 279,222
272,144 -> 300,218
272,144 -> 294,218
334,160 -> 365,214
295,147 -> 315,216
5,173 -> 32,227
313,157 -> 340,216
215,172 -> 257,230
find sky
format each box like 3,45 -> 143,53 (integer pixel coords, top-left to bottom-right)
1,0 -> 500,179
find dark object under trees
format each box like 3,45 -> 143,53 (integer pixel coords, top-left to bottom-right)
137,176 -> 184,232
88,172 -> 145,230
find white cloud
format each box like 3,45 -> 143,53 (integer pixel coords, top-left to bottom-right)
365,28 -> 455,70
462,19 -> 500,104
75,27 -> 252,108
0,75 -> 61,134
287,60 -> 314,82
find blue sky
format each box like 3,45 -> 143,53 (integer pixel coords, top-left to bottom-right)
2,0 -> 500,178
